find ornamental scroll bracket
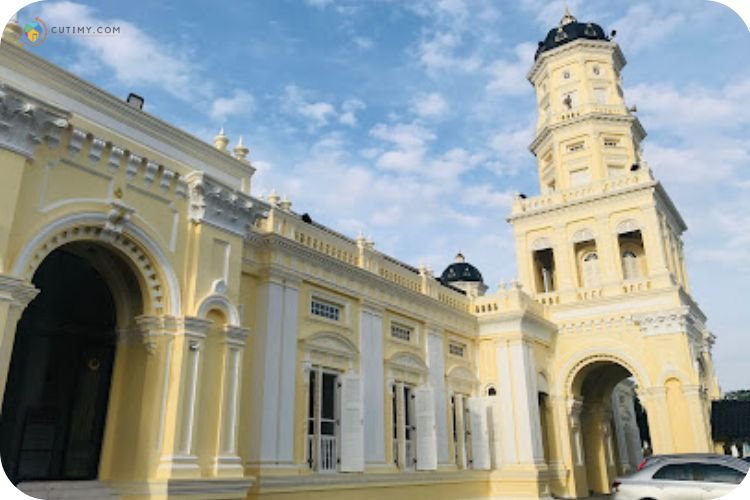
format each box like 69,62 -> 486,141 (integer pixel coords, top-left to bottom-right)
0,84 -> 70,158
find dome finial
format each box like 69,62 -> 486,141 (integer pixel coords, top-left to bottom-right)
213,127 -> 229,151
455,252 -> 465,263
233,135 -> 250,162
560,6 -> 577,27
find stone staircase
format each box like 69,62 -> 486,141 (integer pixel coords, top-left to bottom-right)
16,481 -> 118,499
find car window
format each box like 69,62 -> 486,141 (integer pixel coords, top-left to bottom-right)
695,464 -> 746,485
653,463 -> 694,481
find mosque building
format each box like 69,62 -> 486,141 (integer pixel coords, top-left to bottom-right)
0,10 -> 721,500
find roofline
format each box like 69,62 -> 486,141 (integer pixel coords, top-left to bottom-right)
0,41 -> 254,187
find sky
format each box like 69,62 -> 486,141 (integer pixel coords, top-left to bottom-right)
10,0 -> 750,392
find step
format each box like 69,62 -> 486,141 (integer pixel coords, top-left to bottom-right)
16,481 -> 118,500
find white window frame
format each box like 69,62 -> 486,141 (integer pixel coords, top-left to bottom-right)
448,342 -> 466,358
307,367 -> 340,473
390,321 -> 417,345
308,291 -> 348,325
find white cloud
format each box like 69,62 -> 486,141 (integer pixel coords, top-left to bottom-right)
610,3 -> 685,54
411,92 -> 449,119
37,1 -> 210,101
627,79 -> 750,134
282,85 -> 337,128
370,122 -> 435,150
304,0 -> 334,8
462,184 -> 515,208
352,36 -> 374,50
416,31 -> 482,74
485,42 -> 537,95
209,89 -> 254,122
339,98 -> 366,126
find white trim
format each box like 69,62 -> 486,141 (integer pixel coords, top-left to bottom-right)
196,293 -> 241,326
10,211 -> 181,316
556,348 -> 653,396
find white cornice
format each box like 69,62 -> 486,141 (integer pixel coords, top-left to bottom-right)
508,179 -> 657,222
248,234 -> 477,334
0,84 -> 69,158
187,172 -> 270,238
528,39 -> 626,83
529,112 -> 644,155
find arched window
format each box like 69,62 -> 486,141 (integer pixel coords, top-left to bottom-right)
622,251 -> 639,280
581,252 -> 599,288
487,386 -> 496,397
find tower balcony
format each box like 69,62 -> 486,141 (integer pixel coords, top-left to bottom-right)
510,168 -> 654,218
537,102 -> 629,130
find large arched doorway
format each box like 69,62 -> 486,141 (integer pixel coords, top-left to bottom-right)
571,360 -> 651,496
0,241 -> 142,483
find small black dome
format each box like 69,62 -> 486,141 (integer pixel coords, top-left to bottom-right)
440,253 -> 483,284
535,10 -> 609,60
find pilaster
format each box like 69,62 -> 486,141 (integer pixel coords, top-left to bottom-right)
0,275 -> 38,402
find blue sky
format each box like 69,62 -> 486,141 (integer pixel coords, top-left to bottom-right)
13,0 -> 750,392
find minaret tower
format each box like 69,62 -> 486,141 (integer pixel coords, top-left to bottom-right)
511,9 -> 694,300
504,13 -> 720,496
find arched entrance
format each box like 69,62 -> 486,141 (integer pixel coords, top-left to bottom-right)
570,360 -> 651,496
0,241 -> 143,483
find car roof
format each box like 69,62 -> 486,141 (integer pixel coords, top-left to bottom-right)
642,454 -> 750,474
621,455 -> 749,481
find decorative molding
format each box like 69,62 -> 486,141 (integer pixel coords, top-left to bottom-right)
633,306 -> 691,337
107,145 -> 124,171
557,349 -> 652,396
196,290 -> 241,326
615,218 -> 641,235
88,137 -> 106,163
571,228 -> 595,243
248,234 -> 477,334
445,365 -> 477,395
187,172 -> 269,238
530,237 -> 553,251
136,315 -> 212,355
101,201 -> 135,243
387,351 -> 428,377
0,84 -> 69,158
303,331 -> 358,361
144,161 -> 159,186
68,128 -> 87,156
224,325 -> 250,347
15,216 -> 174,314
0,274 -> 39,309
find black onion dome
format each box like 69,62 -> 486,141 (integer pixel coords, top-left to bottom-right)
440,253 -> 484,284
535,10 -> 609,60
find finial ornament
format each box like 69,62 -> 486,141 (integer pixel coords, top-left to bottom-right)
3,14 -> 23,46
267,189 -> 280,206
455,252 -> 465,263
213,127 -> 229,151
560,6 -> 577,27
233,135 -> 250,161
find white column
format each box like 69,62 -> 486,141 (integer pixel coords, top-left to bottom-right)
360,308 -> 385,464
495,338 -> 545,465
427,330 -> 450,464
246,276 -> 299,466
213,325 -> 249,474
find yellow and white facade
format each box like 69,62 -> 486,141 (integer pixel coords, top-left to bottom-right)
0,11 -> 721,500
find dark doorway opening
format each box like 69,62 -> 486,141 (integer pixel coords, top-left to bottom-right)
0,245 -> 117,483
